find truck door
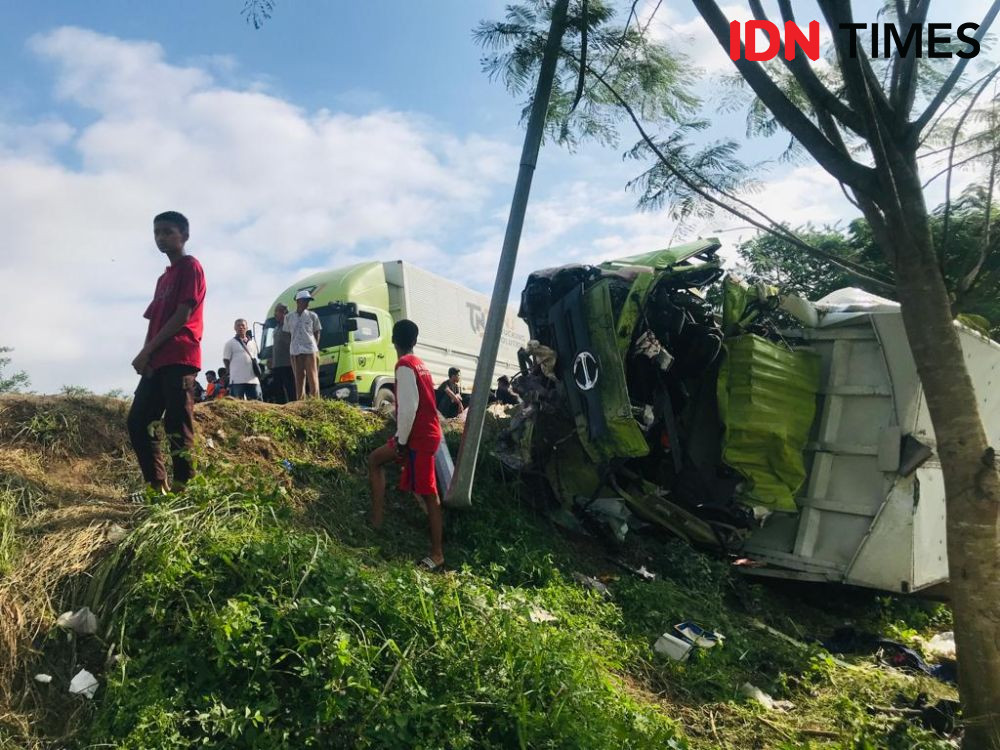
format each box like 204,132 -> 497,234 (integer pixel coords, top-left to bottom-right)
349,310 -> 390,399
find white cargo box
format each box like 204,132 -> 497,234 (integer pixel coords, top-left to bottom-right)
383,261 -> 529,387
743,289 -> 1000,593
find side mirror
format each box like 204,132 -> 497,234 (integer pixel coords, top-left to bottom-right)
346,318 -> 359,332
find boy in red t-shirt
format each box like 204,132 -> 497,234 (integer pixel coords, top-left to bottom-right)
367,319 -> 445,570
127,211 -> 206,494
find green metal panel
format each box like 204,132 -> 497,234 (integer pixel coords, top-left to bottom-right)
599,238 -> 721,270
578,279 -> 650,462
717,334 -> 820,511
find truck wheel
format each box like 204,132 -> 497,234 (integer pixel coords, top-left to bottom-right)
373,387 -> 395,418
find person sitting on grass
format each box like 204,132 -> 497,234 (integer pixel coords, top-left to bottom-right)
367,319 -> 445,571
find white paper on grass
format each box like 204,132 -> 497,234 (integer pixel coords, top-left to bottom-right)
68,669 -> 98,699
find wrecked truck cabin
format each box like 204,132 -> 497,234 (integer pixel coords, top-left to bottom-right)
498,239 -> 1000,594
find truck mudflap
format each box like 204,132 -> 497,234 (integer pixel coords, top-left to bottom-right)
500,240 -> 822,550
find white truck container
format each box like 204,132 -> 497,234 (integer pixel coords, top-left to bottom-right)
382,261 -> 528,388
743,289 -> 1000,593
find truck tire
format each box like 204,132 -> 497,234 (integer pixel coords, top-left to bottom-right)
373,386 -> 395,418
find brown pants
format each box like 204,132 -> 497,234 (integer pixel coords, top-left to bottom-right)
127,364 -> 198,487
291,352 -> 320,399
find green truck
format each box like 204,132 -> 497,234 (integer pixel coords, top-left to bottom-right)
256,260 -> 529,411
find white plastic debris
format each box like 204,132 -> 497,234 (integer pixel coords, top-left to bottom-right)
68,669 -> 98,699
675,622 -> 725,649
654,633 -> 693,661
56,607 -> 99,635
34,674 -> 52,684
926,632 -> 956,660
739,682 -> 775,710
529,606 -> 558,624
106,524 -> 128,543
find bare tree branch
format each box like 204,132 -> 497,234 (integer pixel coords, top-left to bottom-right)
922,148 -> 1000,188
910,0 -> 1000,138
570,0 -> 589,112
958,148 -> 997,295
941,69 -> 1000,260
890,0 -> 930,117
690,0 -> 880,192
920,64 -> 1000,148
745,0 -> 866,136
597,0 -> 640,80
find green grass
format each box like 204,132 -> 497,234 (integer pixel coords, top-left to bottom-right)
76,465 -> 685,749
1,398 -> 960,749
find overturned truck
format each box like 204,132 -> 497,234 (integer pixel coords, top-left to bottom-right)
499,240 -> 1000,594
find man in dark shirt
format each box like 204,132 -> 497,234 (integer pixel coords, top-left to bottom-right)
268,303 -> 295,403
435,367 -> 464,419
127,211 -> 206,494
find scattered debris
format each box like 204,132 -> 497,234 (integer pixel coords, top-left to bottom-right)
528,606 -> 558,624
924,631 -> 956,661
56,607 -> 98,635
739,683 -> 794,711
205,437 -> 215,449
740,682 -> 774,709
821,626 -> 956,683
654,632 -> 693,661
68,669 -> 98,699
609,558 -> 656,581
579,497 -> 633,542
280,459 -> 294,472
106,524 -> 128,543
747,619 -> 857,671
33,674 -> 52,684
675,621 -> 724,649
571,572 -> 612,599
242,435 -> 272,445
872,693 -> 961,736
214,428 -> 227,441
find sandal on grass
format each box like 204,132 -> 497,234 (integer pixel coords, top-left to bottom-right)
417,557 -> 445,573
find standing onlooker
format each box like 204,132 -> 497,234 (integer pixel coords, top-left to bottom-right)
127,210 -> 206,494
285,290 -> 322,399
367,320 -> 444,570
435,367 -> 464,419
269,303 -> 295,403
223,319 -> 262,400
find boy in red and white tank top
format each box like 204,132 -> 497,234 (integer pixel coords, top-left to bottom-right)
367,320 -> 445,570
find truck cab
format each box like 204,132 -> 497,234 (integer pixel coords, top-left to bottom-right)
257,260 -> 530,410
257,263 -> 398,405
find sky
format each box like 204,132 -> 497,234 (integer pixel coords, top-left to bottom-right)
0,0 -> 992,394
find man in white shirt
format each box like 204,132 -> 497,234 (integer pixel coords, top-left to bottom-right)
223,318 -> 262,400
284,289 -> 322,399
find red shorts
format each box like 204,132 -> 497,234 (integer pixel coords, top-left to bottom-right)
388,439 -> 438,496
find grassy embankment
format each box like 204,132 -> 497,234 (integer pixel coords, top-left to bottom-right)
0,395 -> 956,749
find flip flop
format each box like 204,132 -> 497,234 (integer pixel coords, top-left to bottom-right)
416,556 -> 445,573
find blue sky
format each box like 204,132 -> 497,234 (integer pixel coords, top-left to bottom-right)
0,0 -> 991,393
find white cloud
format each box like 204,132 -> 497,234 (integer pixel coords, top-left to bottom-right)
1,27 -> 516,393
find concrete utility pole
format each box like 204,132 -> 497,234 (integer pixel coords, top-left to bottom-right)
445,0 -> 570,507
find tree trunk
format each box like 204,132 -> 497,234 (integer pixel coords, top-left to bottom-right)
876,186 -> 1000,748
